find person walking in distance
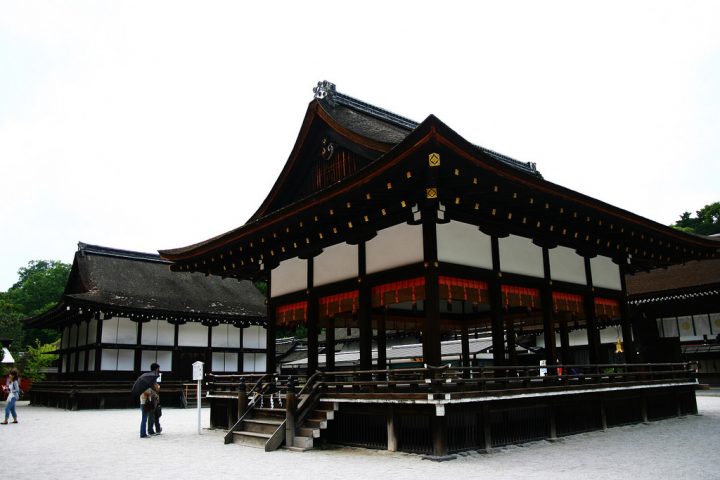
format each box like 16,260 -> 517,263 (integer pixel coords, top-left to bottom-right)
2,369 -> 20,424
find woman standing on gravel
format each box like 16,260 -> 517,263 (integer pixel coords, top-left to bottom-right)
2,369 -> 20,424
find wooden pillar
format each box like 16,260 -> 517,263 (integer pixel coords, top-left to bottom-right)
461,302 -> 470,370
431,406 -> 448,458
559,316 -> 571,365
422,214 -> 441,367
306,257 -> 319,375
377,310 -> 387,371
542,248 -> 557,369
266,276 -> 276,374
482,404 -> 492,453
94,314 -> 103,372
135,320 -> 143,375
619,264 -> 636,363
358,242 -> 373,372
325,323 -> 335,372
584,257 -> 601,364
386,409 -> 397,452
490,236 -> 505,367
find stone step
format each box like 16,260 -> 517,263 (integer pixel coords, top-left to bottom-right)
292,435 -> 314,449
297,427 -> 320,438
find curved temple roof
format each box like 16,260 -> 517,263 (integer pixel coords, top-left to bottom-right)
159,81 -> 719,276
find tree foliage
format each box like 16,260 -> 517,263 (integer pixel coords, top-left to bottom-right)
0,260 -> 71,351
16,339 -> 60,383
672,202 -> 720,235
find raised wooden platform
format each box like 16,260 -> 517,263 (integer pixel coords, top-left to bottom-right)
207,363 -> 698,457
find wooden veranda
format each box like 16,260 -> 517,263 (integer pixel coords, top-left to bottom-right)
207,362 -> 697,458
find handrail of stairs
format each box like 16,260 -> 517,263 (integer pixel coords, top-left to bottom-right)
264,419 -> 287,452
294,372 -> 325,428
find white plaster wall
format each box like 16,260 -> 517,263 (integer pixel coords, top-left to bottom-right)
140,350 -> 173,372
244,352 -> 267,373
87,350 -> 95,371
77,351 -> 86,372
549,245 -> 586,285
437,220 -> 493,269
87,319 -> 98,344
212,352 -> 239,372
178,322 -> 209,347
271,257 -> 308,297
69,324 -> 78,347
243,325 -> 266,349
536,326 -> 632,348
141,320 -> 160,345
61,326 -> 70,349
78,322 -> 88,346
100,348 -> 135,371
211,324 -> 241,348
314,242 -> 358,287
366,223 -> 424,274
498,234 -> 544,278
590,255 -> 621,290
102,317 -> 137,344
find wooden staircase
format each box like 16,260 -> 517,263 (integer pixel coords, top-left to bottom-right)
225,393 -> 337,452
231,405 -> 286,448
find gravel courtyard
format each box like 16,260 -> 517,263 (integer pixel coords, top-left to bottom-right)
4,392 -> 719,480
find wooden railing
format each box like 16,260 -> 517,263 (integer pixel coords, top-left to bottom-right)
207,363 -> 696,404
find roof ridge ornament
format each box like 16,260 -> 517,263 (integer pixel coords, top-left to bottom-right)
313,80 -> 337,105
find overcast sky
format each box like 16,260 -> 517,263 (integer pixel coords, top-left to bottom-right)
1,1 -> 718,291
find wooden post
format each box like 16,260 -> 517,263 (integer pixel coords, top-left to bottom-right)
386,409 -> 397,452
237,387 -> 247,421
600,399 -> 608,431
422,214 -> 441,367
431,406 -> 448,458
584,257 -> 601,364
266,277 -> 276,375
358,242 -> 373,372
619,264 -> 636,363
307,258 -> 319,375
325,324 -> 335,372
483,404 -> 492,453
285,389 -> 296,448
559,315 -> 571,366
541,248 -> 557,373
490,236 -> 505,372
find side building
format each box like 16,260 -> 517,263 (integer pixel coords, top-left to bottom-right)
26,242 -> 267,408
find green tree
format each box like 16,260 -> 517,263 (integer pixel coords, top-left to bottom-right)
6,260 -> 71,316
16,339 -> 60,383
1,260 -> 71,349
672,202 -> 720,235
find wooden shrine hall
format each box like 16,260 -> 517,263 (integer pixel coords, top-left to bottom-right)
26,242 -> 267,409
160,81 -> 720,458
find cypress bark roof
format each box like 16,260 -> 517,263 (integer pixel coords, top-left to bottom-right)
626,257 -> 720,297
27,243 -> 266,328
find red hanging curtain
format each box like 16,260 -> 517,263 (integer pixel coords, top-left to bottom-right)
552,292 -> 583,313
319,290 -> 359,318
438,276 -> 490,304
501,285 -> 540,309
595,297 -> 620,318
371,278 -> 425,307
276,301 -> 308,326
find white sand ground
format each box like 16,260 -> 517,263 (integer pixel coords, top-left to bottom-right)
3,393 -> 719,480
